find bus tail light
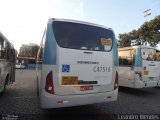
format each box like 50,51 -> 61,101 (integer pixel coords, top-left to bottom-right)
114,71 -> 119,90
45,71 -> 54,94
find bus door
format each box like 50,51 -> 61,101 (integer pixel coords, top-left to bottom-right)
9,49 -> 16,83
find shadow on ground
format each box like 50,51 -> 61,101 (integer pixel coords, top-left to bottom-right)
42,105 -> 117,120
119,87 -> 155,97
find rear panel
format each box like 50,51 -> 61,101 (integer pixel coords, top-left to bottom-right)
52,20 -> 115,95
55,48 -> 114,95
141,48 -> 160,82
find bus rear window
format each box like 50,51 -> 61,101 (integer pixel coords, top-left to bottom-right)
141,48 -> 160,61
52,21 -> 113,51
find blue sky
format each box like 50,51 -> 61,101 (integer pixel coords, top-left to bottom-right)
0,0 -> 160,51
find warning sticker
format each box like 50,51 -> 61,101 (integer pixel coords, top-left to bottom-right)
101,38 -> 112,46
144,70 -> 149,75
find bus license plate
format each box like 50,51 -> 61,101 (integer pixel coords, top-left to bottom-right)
62,76 -> 78,85
80,86 -> 93,91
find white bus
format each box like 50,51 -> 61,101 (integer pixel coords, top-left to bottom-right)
36,18 -> 119,109
0,32 -> 16,94
118,45 -> 160,88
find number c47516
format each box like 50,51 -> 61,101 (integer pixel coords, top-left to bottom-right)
93,66 -> 111,72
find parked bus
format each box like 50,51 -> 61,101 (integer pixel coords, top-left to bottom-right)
0,32 -> 16,94
118,45 -> 160,88
36,18 -> 119,109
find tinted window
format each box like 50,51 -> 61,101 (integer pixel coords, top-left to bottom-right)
119,56 -> 134,66
0,35 -> 12,60
119,49 -> 135,66
52,21 -> 113,51
141,48 -> 160,61
0,36 -> 7,59
37,31 -> 45,64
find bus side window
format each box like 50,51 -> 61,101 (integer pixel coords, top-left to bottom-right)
156,52 -> 160,61
6,42 -> 11,60
119,56 -> 134,66
37,29 -> 46,64
119,49 -> 135,67
37,47 -> 43,64
0,37 -> 2,58
0,36 -> 6,59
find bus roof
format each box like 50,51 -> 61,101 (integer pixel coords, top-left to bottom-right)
119,45 -> 160,51
48,18 -> 115,34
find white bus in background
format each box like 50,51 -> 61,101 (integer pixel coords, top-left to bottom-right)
36,18 -> 119,109
118,45 -> 160,88
16,60 -> 25,69
0,32 -> 16,94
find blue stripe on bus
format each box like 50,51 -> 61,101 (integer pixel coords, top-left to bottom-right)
43,23 -> 57,65
113,35 -> 119,66
135,48 -> 142,67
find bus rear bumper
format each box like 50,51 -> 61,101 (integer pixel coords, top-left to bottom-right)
40,88 -> 118,109
135,80 -> 159,88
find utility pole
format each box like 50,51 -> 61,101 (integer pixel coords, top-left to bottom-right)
143,9 -> 151,46
143,9 -> 151,21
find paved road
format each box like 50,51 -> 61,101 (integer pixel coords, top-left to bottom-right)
0,69 -> 160,120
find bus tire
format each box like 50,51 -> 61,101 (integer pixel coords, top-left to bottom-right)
2,82 -> 6,94
37,76 -> 39,96
0,77 -> 7,94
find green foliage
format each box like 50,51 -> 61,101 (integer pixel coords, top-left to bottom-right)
119,33 -> 131,47
18,43 -> 39,58
118,15 -> 160,47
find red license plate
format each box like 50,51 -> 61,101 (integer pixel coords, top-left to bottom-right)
80,86 -> 93,91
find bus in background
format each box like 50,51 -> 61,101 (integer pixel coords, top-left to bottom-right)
16,59 -> 25,69
36,18 -> 119,109
0,32 -> 16,94
118,45 -> 160,88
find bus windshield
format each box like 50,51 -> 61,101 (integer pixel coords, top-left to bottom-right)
141,48 -> 160,61
52,21 -> 113,51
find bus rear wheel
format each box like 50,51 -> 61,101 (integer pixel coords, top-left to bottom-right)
1,76 -> 8,94
0,82 -> 6,95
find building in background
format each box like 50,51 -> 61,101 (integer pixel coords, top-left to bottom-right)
17,43 -> 39,69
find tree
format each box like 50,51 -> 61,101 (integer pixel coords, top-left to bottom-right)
118,15 -> 160,47
146,16 -> 160,46
118,33 -> 131,47
18,43 -> 39,58
129,30 -> 141,45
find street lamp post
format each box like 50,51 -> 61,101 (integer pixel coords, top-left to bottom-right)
144,9 -> 151,21
143,9 -> 151,46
